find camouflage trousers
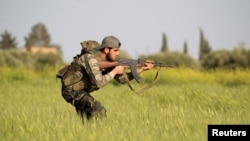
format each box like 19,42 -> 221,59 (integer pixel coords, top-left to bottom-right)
62,89 -> 106,120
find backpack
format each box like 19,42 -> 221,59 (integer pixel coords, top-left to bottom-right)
56,60 -> 84,90
56,40 -> 100,102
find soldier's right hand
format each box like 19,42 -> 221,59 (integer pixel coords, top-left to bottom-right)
113,66 -> 125,74
109,66 -> 125,78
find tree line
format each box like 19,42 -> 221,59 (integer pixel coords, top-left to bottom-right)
0,23 -> 64,70
140,30 -> 250,70
1,23 -> 250,70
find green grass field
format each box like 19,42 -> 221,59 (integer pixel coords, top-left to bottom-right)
0,67 -> 249,141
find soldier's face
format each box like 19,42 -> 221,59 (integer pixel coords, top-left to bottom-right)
106,48 -> 120,61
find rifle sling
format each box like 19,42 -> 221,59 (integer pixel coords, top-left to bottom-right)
123,67 -> 161,94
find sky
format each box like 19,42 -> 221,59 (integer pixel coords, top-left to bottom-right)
1,0 -> 250,62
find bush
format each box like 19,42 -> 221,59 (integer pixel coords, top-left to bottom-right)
201,47 -> 250,69
32,52 -> 65,70
0,49 -> 66,71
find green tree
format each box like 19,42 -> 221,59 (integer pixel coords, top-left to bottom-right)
160,32 -> 168,53
0,30 -> 17,49
25,23 -> 51,47
199,29 -> 204,60
183,41 -> 188,54
199,29 -> 211,60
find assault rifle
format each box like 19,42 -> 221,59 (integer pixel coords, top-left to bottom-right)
98,58 -> 174,83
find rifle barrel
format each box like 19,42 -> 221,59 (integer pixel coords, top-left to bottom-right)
153,62 -> 175,67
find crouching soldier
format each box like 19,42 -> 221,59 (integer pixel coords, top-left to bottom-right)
57,36 -> 153,120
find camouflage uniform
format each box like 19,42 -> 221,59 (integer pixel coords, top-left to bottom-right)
60,39 -> 132,120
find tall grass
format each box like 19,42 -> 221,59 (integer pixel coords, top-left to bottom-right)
0,67 -> 249,141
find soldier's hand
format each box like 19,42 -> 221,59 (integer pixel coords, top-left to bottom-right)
141,61 -> 154,71
109,66 -> 125,77
114,66 -> 125,74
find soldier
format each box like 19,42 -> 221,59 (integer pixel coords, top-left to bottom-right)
57,35 -> 154,120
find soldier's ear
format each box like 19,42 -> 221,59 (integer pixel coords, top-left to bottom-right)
104,47 -> 110,54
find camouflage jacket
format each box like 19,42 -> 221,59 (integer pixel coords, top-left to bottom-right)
63,53 -> 133,93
